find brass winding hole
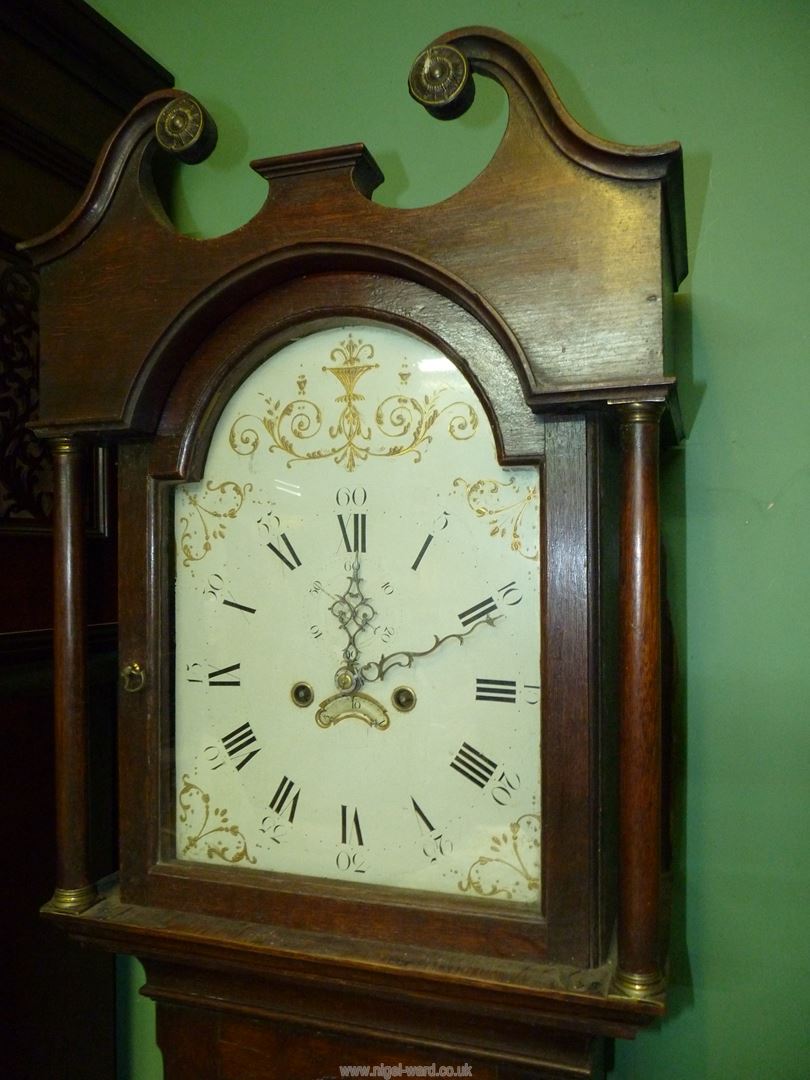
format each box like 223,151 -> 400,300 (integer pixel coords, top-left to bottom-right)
291,682 -> 314,707
392,686 -> 416,712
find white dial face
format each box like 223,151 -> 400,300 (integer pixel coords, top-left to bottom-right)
173,324 -> 542,905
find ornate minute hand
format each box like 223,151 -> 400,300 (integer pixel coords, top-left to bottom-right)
359,614 -> 501,685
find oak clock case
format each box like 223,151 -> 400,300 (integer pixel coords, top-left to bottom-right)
172,324 -> 542,903
28,25 -> 687,1080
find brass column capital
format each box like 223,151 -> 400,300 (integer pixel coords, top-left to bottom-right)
50,435 -> 82,455
613,400 -> 666,425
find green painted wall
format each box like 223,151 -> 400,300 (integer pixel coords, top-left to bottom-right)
88,1 -> 810,1077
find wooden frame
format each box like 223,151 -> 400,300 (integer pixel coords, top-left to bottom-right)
112,283 -> 605,968
28,26 -> 687,1078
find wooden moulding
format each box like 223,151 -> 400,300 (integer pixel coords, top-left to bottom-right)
44,880 -> 663,1046
23,27 -> 686,443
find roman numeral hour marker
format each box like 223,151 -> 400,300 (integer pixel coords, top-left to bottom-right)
476,678 -> 517,703
450,742 -> 497,788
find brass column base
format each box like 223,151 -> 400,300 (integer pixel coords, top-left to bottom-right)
49,884 -> 98,914
613,969 -> 666,999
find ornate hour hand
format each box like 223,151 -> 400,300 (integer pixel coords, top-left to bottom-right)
327,560 -> 377,690
359,614 -> 501,685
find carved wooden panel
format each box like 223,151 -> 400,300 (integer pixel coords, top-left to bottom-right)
0,257 -> 49,524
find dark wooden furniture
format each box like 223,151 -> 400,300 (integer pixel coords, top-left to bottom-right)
27,27 -> 686,1079
1,3 -> 172,1075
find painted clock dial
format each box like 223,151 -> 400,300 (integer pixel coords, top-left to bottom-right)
173,324 -> 542,905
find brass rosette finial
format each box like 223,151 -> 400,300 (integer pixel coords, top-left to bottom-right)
155,94 -> 217,163
408,44 -> 475,120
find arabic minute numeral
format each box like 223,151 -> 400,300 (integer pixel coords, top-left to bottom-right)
202,743 -> 224,769
259,817 -> 287,846
336,849 -> 367,873
421,832 -> 453,862
256,511 -> 281,537
497,580 -> 523,606
335,487 -> 367,507
524,683 -> 541,705
185,662 -> 204,683
204,573 -> 223,600
491,770 -> 521,806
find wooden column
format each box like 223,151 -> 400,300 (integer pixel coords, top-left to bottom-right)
49,437 -> 97,913
614,402 -> 665,997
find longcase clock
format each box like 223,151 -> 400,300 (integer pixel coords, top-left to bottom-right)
26,27 -> 687,1080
